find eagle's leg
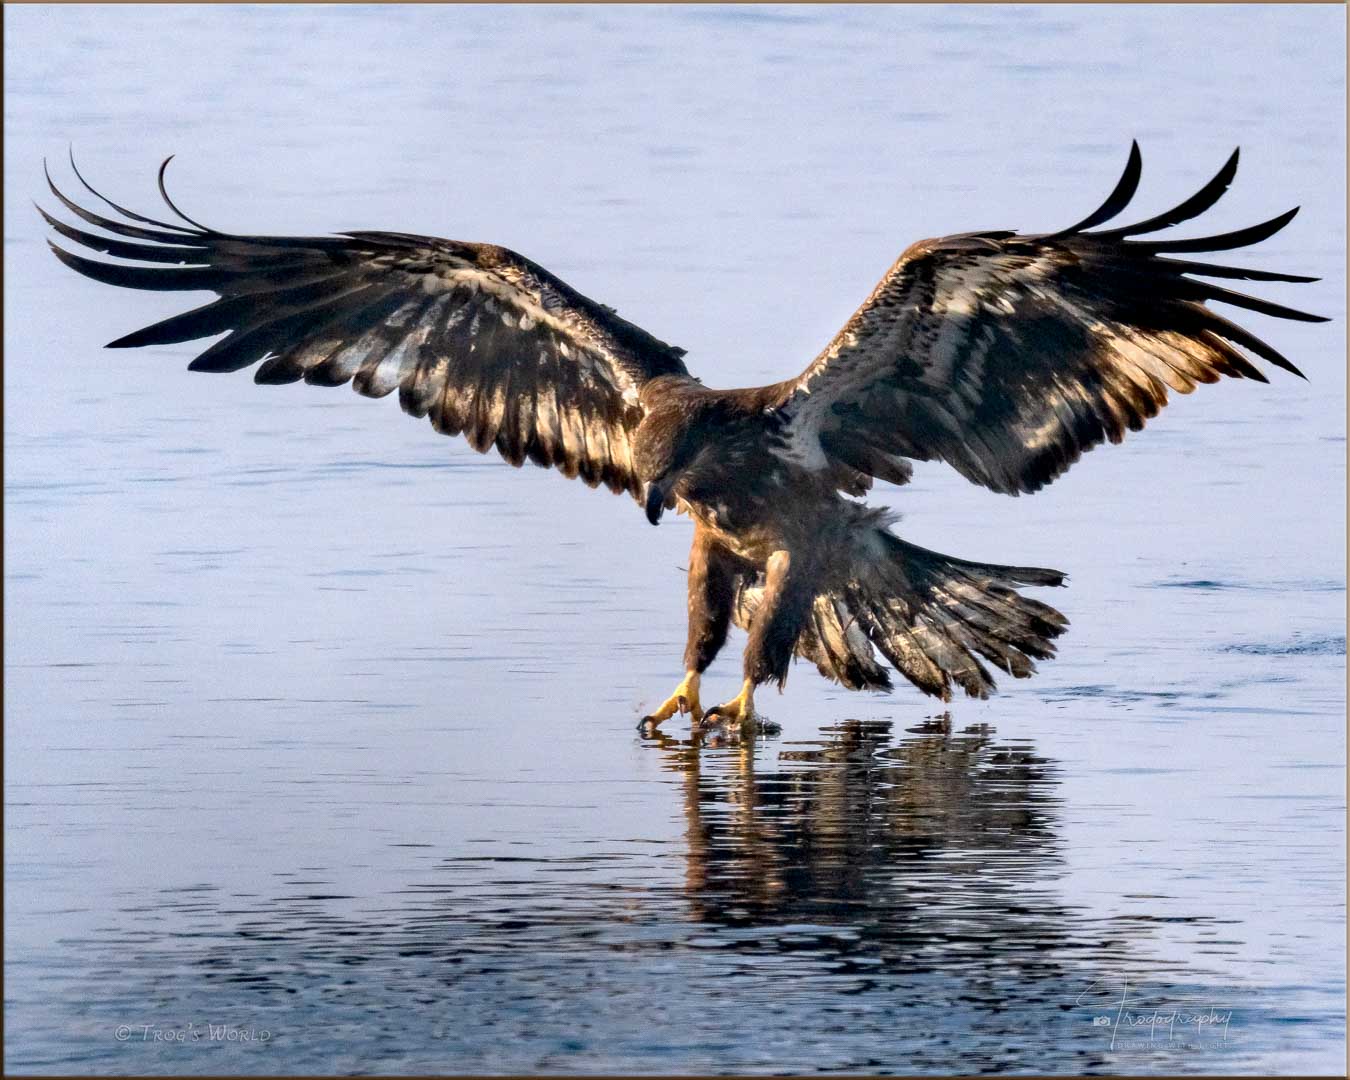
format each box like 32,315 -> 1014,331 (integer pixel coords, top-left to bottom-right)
641,526 -> 742,729
706,548 -> 810,731
643,670 -> 703,727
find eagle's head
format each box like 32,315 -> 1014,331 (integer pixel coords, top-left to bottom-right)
633,403 -> 703,526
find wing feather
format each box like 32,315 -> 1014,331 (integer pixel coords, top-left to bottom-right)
1091,147 -> 1239,238
43,160 -> 690,500
777,145 -> 1325,496
1051,140 -> 1143,235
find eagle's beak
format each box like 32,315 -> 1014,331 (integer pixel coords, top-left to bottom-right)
644,481 -> 667,526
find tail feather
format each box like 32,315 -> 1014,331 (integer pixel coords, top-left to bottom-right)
733,530 -> 1068,700
910,610 -> 995,699
862,534 -> 1067,700
929,571 -> 1063,658
733,582 -> 894,691
807,596 -> 893,691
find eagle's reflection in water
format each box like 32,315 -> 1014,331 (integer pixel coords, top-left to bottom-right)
642,717 -> 1103,975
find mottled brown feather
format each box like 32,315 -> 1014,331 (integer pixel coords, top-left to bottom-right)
45,166 -> 688,502
776,145 -> 1325,496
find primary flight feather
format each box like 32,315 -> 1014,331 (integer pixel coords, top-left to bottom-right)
43,144 -> 1325,728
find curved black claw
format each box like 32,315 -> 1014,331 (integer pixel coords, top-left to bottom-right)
693,707 -> 724,731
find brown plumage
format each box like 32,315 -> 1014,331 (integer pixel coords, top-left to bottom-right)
42,144 -> 1326,725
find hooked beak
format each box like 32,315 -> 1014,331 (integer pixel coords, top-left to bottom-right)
644,481 -> 667,526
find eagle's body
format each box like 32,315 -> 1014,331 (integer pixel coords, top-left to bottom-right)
630,372 -> 1069,718
639,377 -> 808,562
43,145 -> 1325,729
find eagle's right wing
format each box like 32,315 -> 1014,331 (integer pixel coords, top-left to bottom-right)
43,160 -> 691,499
772,144 -> 1326,496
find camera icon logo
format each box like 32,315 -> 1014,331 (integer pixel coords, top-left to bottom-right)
1093,1016 -> 1112,1027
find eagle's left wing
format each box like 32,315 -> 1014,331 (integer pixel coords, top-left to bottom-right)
774,144 -> 1327,496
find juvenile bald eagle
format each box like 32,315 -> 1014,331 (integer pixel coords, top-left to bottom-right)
43,145 -> 1324,729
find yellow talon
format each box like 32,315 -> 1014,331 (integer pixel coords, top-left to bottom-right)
642,670 -> 703,727
705,679 -> 757,727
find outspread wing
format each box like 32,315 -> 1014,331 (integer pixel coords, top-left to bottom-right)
42,158 -> 691,498
775,143 -> 1327,496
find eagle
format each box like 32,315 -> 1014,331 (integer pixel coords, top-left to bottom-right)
42,144 -> 1325,731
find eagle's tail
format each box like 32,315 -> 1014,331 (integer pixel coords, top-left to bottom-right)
734,529 -> 1068,699
848,533 -> 1068,700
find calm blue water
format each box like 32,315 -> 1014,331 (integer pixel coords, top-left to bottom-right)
4,4 -> 1345,1075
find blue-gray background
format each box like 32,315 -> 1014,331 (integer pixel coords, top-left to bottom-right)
4,4 -> 1345,1075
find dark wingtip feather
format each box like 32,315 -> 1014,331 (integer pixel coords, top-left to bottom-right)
49,239 -> 232,292
1155,256 -> 1320,284
47,240 -> 84,272
105,298 -> 228,348
156,155 -> 217,234
1094,146 -> 1240,239
1273,358 -> 1310,381
67,149 -> 201,235
1195,306 -> 1310,379
1189,280 -> 1331,324
1134,206 -> 1301,254
48,240 -> 150,295
39,203 -> 210,264
1050,140 -> 1143,237
42,162 -> 200,246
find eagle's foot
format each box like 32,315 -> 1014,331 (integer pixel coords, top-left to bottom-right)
639,670 -> 703,730
702,679 -> 770,734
